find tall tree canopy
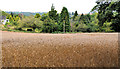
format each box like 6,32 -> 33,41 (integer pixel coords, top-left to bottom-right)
73,11 -> 78,21
79,13 -> 91,24
48,4 -> 59,22
92,0 -> 120,32
60,7 -> 70,32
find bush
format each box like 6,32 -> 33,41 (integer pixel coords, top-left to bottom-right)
35,28 -> 42,33
101,22 -> 114,32
76,23 -> 88,32
17,16 -> 43,32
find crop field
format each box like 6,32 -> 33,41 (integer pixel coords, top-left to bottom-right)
1,31 -> 119,67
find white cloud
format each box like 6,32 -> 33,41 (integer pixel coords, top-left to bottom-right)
0,0 -> 97,14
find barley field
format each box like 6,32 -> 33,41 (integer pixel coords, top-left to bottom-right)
1,31 -> 119,67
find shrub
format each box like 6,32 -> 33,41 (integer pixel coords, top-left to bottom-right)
35,28 -> 42,33
101,22 -> 114,32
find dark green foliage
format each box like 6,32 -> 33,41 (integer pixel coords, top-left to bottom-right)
92,0 -> 120,32
2,2 -> 120,33
79,13 -> 91,24
60,7 -> 70,32
73,11 -> 78,21
41,13 -> 49,21
48,4 -> 59,22
42,16 -> 58,33
110,1 -> 120,32
10,12 -> 14,17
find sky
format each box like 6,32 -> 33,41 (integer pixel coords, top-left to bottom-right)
0,0 -> 97,14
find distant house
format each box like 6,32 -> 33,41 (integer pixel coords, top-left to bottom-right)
1,16 -> 9,25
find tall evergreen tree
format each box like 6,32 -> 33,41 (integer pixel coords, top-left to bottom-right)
79,13 -> 85,23
79,13 -> 91,25
48,4 -> 59,22
60,7 -> 70,32
10,12 -> 14,17
73,11 -> 78,20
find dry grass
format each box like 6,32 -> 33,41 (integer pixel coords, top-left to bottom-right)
2,31 -> 118,67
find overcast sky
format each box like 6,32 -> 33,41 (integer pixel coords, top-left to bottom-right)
0,0 -> 97,14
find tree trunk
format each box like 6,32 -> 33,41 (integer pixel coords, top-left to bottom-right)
63,20 -> 65,33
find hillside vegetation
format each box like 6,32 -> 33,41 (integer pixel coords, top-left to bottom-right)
1,0 -> 120,33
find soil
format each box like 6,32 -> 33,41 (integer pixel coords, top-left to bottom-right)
1,31 -> 119,67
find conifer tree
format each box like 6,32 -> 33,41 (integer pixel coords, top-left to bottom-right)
60,7 -> 70,32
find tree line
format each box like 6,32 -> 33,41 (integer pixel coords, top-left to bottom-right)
2,0 -> 120,33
